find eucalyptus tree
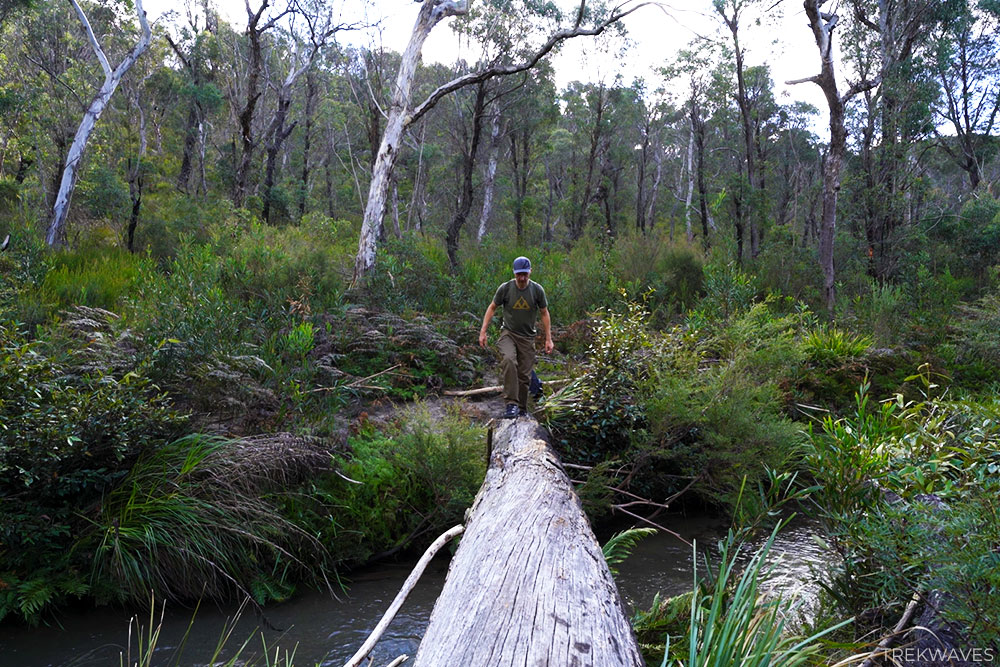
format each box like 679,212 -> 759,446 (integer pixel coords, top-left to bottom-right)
46,0 -> 152,247
769,102 -> 821,235
351,0 -> 652,284
541,125 -> 571,242
788,0 -> 880,312
563,80 -> 609,241
229,1 -> 293,208
712,0 -> 774,260
164,0 -> 222,195
631,78 -> 668,235
0,0 -> 31,27
662,43 -> 725,248
261,0 -> 356,225
843,0 -> 958,279
930,0 -> 1000,191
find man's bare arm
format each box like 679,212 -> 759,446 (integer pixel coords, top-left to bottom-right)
479,302 -> 497,348
540,307 -> 554,354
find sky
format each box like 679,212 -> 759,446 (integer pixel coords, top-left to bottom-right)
142,0 -> 831,135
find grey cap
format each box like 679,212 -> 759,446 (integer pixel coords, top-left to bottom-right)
512,256 -> 531,273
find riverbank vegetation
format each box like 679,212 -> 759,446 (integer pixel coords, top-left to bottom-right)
2,0 -> 1000,662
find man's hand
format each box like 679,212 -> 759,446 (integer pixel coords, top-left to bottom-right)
479,330 -> 488,348
544,338 -> 554,354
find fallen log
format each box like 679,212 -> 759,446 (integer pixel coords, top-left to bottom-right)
413,417 -> 643,667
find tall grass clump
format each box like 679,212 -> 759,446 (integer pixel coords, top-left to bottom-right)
39,246 -> 150,313
83,433 -> 332,606
219,216 -> 352,314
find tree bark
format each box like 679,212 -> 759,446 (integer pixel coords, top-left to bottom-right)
692,97 -> 711,249
46,0 -> 152,247
684,115 -> 695,243
510,125 -> 532,242
299,69 -> 317,218
127,89 -> 148,252
413,418 -> 643,667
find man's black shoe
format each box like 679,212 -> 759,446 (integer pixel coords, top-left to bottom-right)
502,403 -> 520,419
518,407 -> 528,417
529,370 -> 543,400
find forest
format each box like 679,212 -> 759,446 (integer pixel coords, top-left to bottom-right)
1,0 -> 999,663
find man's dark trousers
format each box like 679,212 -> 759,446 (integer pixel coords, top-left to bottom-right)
497,329 -> 535,409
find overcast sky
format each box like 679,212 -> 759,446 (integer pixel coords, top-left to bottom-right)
143,0 -> 830,135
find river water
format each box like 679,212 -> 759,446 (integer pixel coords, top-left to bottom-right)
0,515 -> 833,667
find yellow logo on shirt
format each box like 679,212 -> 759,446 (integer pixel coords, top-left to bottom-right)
512,296 -> 531,310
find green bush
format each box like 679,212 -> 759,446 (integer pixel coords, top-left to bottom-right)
0,321 -> 185,623
304,405 -> 486,563
77,163 -> 130,223
542,292 -> 652,462
611,232 -> 704,323
804,374 -> 1000,644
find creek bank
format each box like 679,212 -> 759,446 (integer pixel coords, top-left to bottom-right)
0,514 -> 833,666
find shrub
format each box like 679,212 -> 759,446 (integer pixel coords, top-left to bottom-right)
77,163 -> 130,223
0,321 -> 185,622
542,292 -> 652,462
804,374 -> 1000,644
305,405 -> 486,564
611,232 -> 704,323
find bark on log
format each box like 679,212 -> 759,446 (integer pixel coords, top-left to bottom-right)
413,418 -> 643,667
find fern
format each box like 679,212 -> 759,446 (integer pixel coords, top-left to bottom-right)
18,578 -> 54,621
602,527 -> 656,575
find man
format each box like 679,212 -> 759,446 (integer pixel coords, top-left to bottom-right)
479,256 -> 554,418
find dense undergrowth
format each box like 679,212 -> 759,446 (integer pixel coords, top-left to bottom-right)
2,199 -> 1000,662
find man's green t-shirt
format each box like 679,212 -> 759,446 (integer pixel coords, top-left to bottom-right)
493,279 -> 547,337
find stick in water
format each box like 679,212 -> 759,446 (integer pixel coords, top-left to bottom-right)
342,525 -> 465,667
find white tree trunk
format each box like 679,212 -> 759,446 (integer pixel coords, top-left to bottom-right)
352,0 -> 468,284
684,119 -> 695,242
46,0 -> 151,247
413,418 -> 643,667
477,106 -> 502,243
646,146 -> 663,236
352,0 -> 650,283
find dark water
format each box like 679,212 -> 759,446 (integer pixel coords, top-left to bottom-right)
0,515 -> 833,667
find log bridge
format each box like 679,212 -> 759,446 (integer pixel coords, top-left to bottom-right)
349,417 -> 643,667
